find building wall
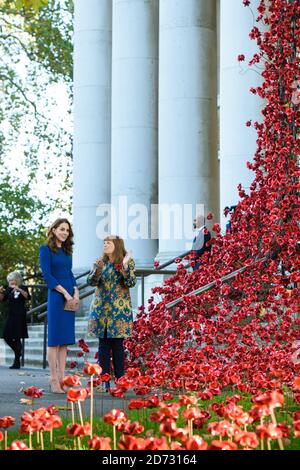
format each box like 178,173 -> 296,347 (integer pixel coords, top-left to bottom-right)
73,0 -> 260,270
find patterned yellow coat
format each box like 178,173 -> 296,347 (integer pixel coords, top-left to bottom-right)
87,259 -> 136,339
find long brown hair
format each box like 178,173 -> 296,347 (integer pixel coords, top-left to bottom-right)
102,235 -> 126,263
46,218 -> 74,255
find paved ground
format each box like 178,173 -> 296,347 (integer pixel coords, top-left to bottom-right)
0,366 -> 133,429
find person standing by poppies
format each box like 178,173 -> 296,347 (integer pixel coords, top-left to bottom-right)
87,235 -> 136,389
39,218 -> 79,393
0,271 -> 30,369
191,214 -> 212,271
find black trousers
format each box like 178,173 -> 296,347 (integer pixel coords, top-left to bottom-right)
4,337 -> 22,360
98,337 -> 125,380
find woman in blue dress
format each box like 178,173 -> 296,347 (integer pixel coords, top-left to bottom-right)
39,218 -> 79,393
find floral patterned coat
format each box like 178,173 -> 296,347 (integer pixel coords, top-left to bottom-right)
87,259 -> 137,339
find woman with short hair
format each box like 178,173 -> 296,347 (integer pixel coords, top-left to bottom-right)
0,271 -> 30,369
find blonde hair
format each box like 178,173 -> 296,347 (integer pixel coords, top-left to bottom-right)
7,271 -> 23,286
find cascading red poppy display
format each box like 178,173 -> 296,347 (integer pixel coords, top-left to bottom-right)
127,0 -> 300,395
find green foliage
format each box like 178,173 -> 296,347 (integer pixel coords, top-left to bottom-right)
0,174 -> 51,279
0,0 -> 73,283
15,0 -> 49,10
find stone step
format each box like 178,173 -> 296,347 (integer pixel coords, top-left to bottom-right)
27,320 -> 90,330
26,329 -> 90,338
0,336 -> 98,369
1,355 -> 97,369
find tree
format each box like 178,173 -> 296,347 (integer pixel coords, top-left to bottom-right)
0,0 -> 74,281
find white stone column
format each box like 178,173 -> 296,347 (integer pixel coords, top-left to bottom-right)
73,0 -> 112,270
158,0 -> 219,261
111,0 -> 159,267
220,0 -> 261,228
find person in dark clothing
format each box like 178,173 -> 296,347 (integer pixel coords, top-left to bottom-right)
191,215 -> 212,271
0,271 -> 30,369
224,205 -> 237,234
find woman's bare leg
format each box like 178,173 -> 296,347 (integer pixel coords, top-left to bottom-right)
57,345 -> 68,383
47,346 -> 64,393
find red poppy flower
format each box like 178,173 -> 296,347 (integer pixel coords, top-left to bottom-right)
109,387 -> 125,398
46,415 -> 63,430
118,435 -> 146,450
179,395 -> 198,406
198,390 -> 213,401
256,424 -> 283,440
67,388 -> 88,403
294,420 -> 300,437
184,436 -> 208,450
116,376 -> 135,389
78,339 -> 90,353
235,431 -> 259,449
277,422 -> 290,438
115,263 -> 123,270
209,403 -> 225,417
235,412 -> 253,427
9,440 -> 30,451
67,422 -> 91,437
210,440 -> 237,450
134,386 -> 151,396
224,403 -> 244,421
23,387 -> 44,399
208,420 -> 240,438
144,437 -> 169,450
249,404 -> 270,420
104,409 -> 127,427
122,421 -> 144,435
69,361 -> 78,369
138,375 -> 152,386
46,405 -> 58,415
126,368 -> 141,378
253,391 -> 284,408
88,436 -> 111,450
172,427 -> 189,441
238,54 -> 245,62
160,403 -> 180,420
83,362 -> 102,376
128,399 -> 145,410
62,375 -> 82,388
159,419 -> 178,436
144,395 -> 160,408
293,377 -> 300,390
294,411 -> 300,421
182,407 -> 205,421
162,392 -> 173,401
100,373 -> 111,382
0,416 -> 15,429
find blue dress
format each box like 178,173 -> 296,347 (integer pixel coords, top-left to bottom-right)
39,245 -> 77,347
